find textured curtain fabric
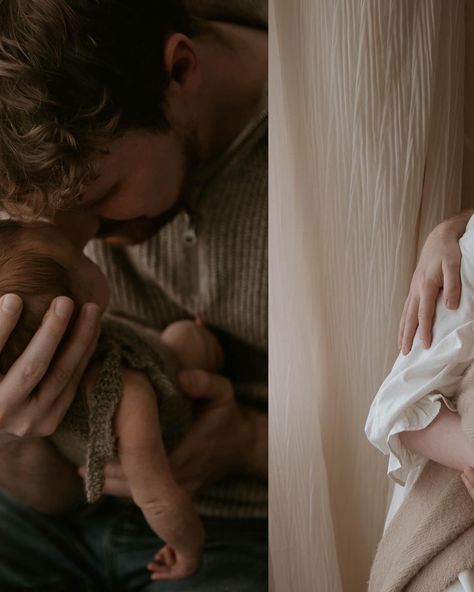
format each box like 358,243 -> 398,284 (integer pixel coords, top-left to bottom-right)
463,0 -> 474,211
269,1 -> 464,590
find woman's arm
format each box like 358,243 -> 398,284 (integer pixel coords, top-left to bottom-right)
399,210 -> 474,354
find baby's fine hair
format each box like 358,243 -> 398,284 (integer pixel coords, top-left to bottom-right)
0,220 -> 76,372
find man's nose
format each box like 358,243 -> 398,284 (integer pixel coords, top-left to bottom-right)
54,209 -> 100,249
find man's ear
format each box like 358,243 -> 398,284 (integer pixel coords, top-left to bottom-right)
163,33 -> 201,96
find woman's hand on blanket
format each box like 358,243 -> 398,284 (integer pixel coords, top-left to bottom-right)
168,369 -> 268,493
0,295 -> 101,438
398,217 -> 464,355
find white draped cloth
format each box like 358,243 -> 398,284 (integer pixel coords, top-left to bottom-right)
271,1 -> 464,590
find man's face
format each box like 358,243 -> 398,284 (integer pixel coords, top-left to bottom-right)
57,126 -> 202,247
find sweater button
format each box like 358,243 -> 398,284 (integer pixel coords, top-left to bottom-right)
183,228 -> 197,246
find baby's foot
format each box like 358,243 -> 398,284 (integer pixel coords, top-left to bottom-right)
147,544 -> 201,581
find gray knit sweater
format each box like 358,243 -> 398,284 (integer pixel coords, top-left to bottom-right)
84,1 -> 268,519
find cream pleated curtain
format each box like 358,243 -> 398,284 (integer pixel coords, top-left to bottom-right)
270,1 -> 464,591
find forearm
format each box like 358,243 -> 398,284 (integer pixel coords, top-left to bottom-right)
239,406 -> 268,480
0,433 -> 84,514
399,404 -> 474,472
438,209 -> 474,239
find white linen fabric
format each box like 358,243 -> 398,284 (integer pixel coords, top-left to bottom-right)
271,0 -> 463,590
366,215 -> 474,590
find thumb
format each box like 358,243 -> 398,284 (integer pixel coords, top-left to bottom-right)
178,370 -> 233,403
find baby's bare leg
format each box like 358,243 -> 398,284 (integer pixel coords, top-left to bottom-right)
114,369 -> 204,581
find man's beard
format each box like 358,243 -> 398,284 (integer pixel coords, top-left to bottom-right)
95,128 -> 204,246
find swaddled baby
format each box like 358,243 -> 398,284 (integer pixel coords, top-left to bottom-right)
0,220 -> 224,581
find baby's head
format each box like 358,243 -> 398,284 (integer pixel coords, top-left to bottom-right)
0,220 -> 109,372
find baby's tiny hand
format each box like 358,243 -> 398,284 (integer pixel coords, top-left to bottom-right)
147,545 -> 201,581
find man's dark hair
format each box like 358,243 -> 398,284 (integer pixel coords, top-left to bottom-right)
0,0 -> 194,216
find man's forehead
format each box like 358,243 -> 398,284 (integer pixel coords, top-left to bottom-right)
77,130 -> 160,206
78,146 -> 120,204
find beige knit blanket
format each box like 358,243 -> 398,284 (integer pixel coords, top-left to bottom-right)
369,363 -> 474,592
50,318 -> 192,503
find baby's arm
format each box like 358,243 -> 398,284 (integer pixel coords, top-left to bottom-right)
399,403 -> 474,472
114,369 -> 204,581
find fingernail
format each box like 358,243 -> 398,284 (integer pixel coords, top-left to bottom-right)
54,297 -> 73,319
1,294 -> 21,315
84,303 -> 100,324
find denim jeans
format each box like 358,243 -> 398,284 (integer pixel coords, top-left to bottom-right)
0,491 -> 268,591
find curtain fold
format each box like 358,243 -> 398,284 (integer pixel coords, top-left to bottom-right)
270,1 -> 464,590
